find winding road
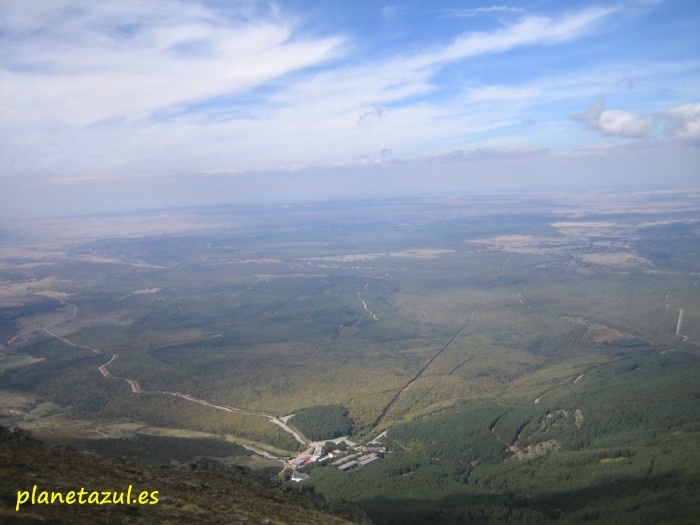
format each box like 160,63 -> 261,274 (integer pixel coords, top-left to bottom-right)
7,298 -> 307,452
676,308 -> 688,342
358,285 -> 379,321
97,353 -> 142,393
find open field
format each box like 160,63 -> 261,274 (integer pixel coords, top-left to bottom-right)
1,190 -> 699,523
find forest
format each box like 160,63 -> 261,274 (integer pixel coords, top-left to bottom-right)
310,351 -> 700,524
289,405 -> 354,441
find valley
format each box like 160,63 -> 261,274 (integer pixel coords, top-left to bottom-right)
1,191 -> 699,523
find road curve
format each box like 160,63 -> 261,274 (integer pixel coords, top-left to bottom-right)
98,353 -> 142,393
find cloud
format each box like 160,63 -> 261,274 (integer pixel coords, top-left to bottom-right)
206,5 -> 619,165
573,97 -> 656,138
663,104 -> 700,141
357,106 -> 386,126
430,147 -> 549,163
466,85 -> 540,102
441,6 -> 525,18
2,0 -> 686,191
596,110 -> 656,138
572,98 -> 700,145
0,1 -> 344,126
413,6 -> 617,68
382,5 -> 401,22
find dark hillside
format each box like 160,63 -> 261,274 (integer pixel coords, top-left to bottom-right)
0,426 -> 371,525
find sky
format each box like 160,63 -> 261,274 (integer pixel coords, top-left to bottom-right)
1,0 -> 699,218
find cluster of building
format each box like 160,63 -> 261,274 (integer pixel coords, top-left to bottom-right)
289,442 -> 386,480
336,451 -> 381,471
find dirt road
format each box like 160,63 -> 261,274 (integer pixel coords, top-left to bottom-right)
676,308 -> 688,342
8,300 -> 308,454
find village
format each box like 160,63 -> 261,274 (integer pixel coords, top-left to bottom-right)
287,438 -> 386,482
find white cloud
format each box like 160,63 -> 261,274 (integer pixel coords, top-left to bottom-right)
0,1 -> 344,127
429,147 -> 549,163
572,96 -> 700,144
382,5 -> 401,22
3,0 -> 692,191
466,85 -> 540,102
412,6 -> 617,68
573,97 -> 656,138
441,6 -> 525,18
663,104 -> 700,141
597,109 -> 656,138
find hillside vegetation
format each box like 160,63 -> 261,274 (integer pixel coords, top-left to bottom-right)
310,351 -> 700,524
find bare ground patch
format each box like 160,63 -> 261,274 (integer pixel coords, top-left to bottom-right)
510,439 -> 561,461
